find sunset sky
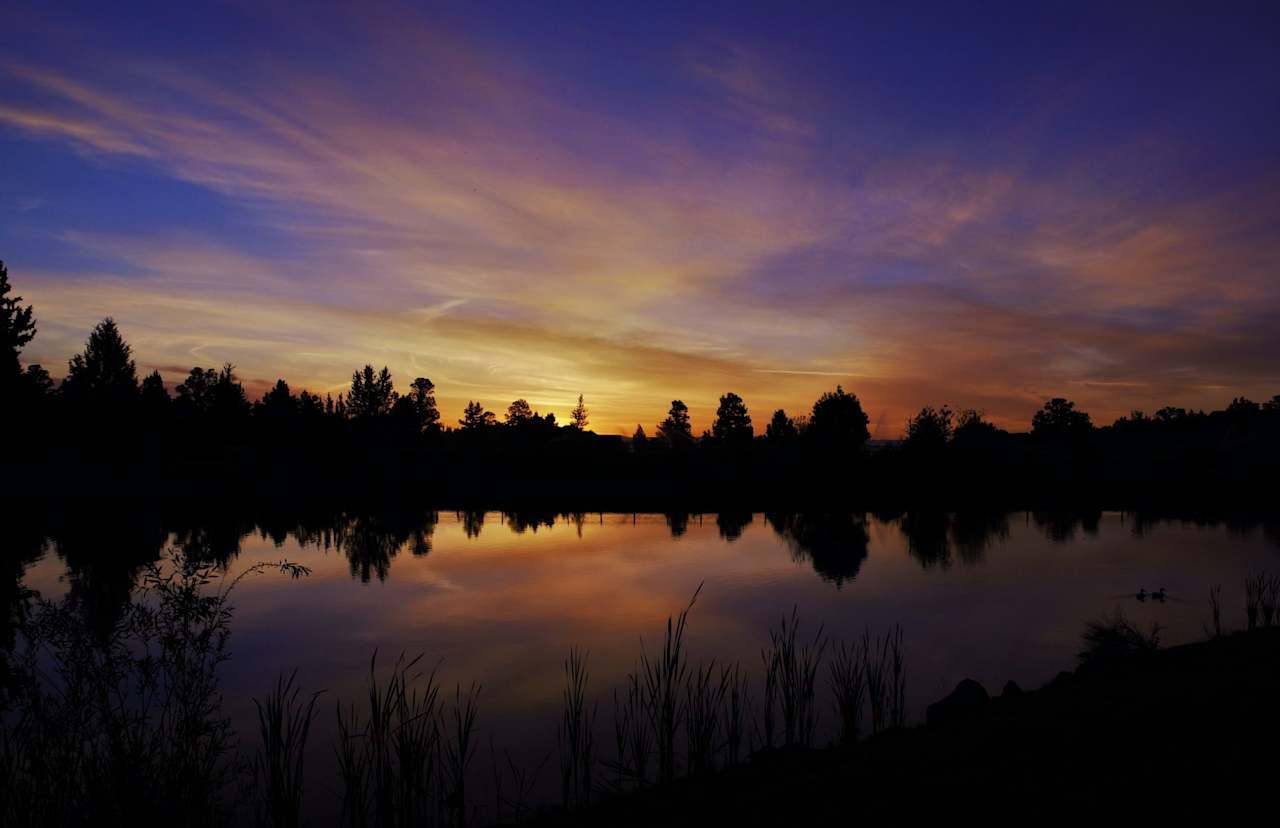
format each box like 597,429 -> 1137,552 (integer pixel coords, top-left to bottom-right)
2,2 -> 1278,435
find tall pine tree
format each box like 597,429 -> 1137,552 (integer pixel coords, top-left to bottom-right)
62,318 -> 139,409
0,260 -> 36,389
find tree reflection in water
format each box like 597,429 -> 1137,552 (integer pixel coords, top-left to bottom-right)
766,512 -> 871,587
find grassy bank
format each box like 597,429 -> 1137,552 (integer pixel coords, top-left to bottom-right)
528,627 -> 1280,823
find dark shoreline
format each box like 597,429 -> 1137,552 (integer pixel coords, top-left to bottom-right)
6,477 -> 1280,520
526,628 -> 1280,823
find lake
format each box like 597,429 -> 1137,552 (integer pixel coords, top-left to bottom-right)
10,508 -> 1280,819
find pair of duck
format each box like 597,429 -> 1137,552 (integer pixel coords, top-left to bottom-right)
1136,588 -> 1167,602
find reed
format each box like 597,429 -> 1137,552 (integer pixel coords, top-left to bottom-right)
625,672 -> 652,787
722,662 -> 749,767
1205,584 -> 1223,638
829,638 -> 867,745
488,736 -> 503,825
1078,609 -> 1161,666
609,688 -> 630,792
758,645 -> 779,749
640,583 -> 701,784
395,662 -> 443,827
608,673 -> 648,792
496,745 -> 548,824
685,661 -> 729,775
864,628 -> 887,735
886,625 -> 907,729
252,670 -> 320,828
558,648 -> 594,810
445,682 -> 482,828
1246,573 -> 1266,630
334,652 -> 443,828
764,607 -> 827,747
335,699 -> 370,828
1262,575 -> 1279,628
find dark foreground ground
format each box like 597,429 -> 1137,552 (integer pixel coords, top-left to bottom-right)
528,629 -> 1280,824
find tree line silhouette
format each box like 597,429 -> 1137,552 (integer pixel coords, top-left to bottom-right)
3,259 -> 1279,507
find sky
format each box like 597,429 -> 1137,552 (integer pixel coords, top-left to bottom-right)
2,1 -> 1278,436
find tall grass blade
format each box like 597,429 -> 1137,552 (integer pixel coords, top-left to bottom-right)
639,583 -> 701,784
253,669 -> 320,828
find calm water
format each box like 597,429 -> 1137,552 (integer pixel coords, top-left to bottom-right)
14,509 -> 1280,815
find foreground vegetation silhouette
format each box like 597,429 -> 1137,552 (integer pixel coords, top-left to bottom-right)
3,261 -> 1279,508
0,551 -> 308,825
6,544 -> 1279,825
1,549 -> 908,826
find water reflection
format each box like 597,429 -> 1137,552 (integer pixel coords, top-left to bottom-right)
765,512 -> 870,586
331,508 -> 437,582
716,511 -> 753,542
1032,509 -> 1103,543
665,511 -> 691,537
461,509 -> 485,538
950,511 -> 1011,563
506,509 -> 557,534
8,506 -> 1280,602
7,505 -> 1280,675
881,510 -> 1012,569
